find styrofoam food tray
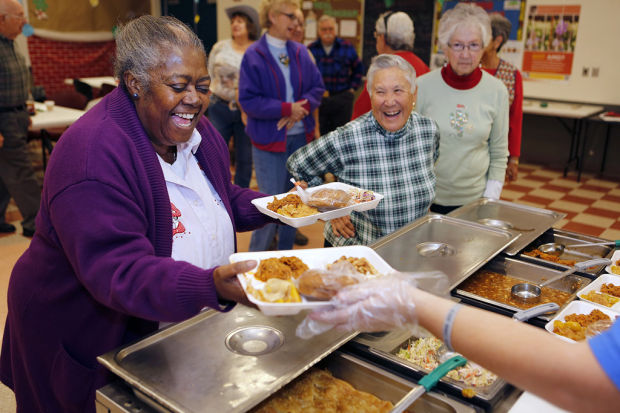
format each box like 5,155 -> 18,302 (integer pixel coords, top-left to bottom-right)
604,250 -> 620,275
544,300 -> 619,343
251,182 -> 384,228
576,273 -> 620,312
230,246 -> 394,316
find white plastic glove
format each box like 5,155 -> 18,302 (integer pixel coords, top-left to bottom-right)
483,179 -> 503,200
296,273 -> 449,339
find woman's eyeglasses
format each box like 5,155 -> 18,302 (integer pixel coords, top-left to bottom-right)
447,42 -> 482,52
279,11 -> 297,21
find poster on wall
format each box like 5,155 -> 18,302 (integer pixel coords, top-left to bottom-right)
522,4 -> 581,80
430,0 -> 526,70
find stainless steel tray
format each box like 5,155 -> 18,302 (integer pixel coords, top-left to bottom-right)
454,255 -> 591,321
371,214 -> 519,293
448,198 -> 566,256
252,351 -> 478,413
519,228 -> 614,276
349,328 -> 508,408
97,306 -> 357,413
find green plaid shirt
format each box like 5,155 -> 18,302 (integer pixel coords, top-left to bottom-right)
0,35 -> 29,108
287,111 -> 439,246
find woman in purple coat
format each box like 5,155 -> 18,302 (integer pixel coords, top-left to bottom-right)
238,0 -> 324,252
0,16 -> 270,412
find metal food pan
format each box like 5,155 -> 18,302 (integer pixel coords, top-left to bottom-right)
371,214 -> 519,293
453,256 -> 591,323
448,199 -> 565,256
97,306 -> 357,413
517,228 -> 614,277
251,351 -> 478,413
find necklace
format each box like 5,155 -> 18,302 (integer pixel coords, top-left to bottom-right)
278,53 -> 290,66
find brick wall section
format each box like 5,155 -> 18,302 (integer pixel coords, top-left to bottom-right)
27,36 -> 116,96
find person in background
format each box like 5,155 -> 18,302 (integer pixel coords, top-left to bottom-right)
239,0 -> 324,252
0,0 -> 40,237
207,5 -> 260,188
351,11 -> 429,120
416,3 -> 508,214
0,16 -> 269,412
307,274 -> 620,413
287,54 -> 438,247
308,15 -> 364,135
481,13 -> 523,182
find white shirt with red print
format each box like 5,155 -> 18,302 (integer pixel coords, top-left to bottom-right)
157,130 -> 235,270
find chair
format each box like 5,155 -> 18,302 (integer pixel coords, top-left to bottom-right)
98,82 -> 116,98
73,78 -> 93,101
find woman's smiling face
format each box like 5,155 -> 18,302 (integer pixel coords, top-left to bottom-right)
370,67 -> 416,132
131,45 -> 211,155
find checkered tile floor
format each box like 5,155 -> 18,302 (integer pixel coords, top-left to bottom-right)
501,163 -> 620,240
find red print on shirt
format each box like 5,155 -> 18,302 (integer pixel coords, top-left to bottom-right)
171,202 -> 186,236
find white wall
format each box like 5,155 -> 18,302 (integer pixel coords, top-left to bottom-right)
522,0 -> 620,106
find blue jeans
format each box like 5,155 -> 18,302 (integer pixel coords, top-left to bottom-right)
249,133 -> 306,251
207,98 -> 253,188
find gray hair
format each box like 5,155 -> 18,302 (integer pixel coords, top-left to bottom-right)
437,3 -> 492,50
114,15 -> 206,93
375,11 -> 414,51
366,54 -> 416,97
489,13 -> 511,52
318,14 -> 336,25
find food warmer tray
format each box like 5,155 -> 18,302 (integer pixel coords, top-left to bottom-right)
343,329 -> 510,411
97,351 -> 481,413
447,199 -> 566,256
452,255 -> 591,328
371,214 -> 520,293
97,305 -> 358,413
517,228 -> 614,277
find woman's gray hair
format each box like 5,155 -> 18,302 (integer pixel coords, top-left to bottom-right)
259,0 -> 300,29
489,13 -> 512,52
437,3 -> 492,50
375,11 -> 414,51
366,54 -> 416,96
114,15 -> 206,93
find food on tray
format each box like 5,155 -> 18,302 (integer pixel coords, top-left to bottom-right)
250,368 -> 393,413
267,194 -> 319,218
580,290 -> 620,307
524,249 -> 577,266
396,337 -> 498,388
248,279 -> 301,303
298,262 -> 362,300
610,265 -> 620,275
307,188 -> 352,209
255,257 -> 309,282
553,309 -> 612,341
459,270 -> 578,309
348,188 -> 376,203
601,283 -> 620,297
329,256 -> 378,275
461,388 -> 476,398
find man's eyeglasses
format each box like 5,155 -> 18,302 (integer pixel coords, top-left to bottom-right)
447,42 -> 482,52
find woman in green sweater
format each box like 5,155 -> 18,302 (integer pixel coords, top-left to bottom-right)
416,3 -> 508,214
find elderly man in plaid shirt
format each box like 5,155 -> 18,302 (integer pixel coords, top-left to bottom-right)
308,15 -> 364,136
0,0 -> 40,237
287,54 -> 438,247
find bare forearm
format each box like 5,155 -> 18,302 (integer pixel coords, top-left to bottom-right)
412,289 -> 620,412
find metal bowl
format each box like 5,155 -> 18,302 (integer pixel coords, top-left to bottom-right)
225,326 -> 284,356
510,283 -> 542,302
416,242 -> 456,257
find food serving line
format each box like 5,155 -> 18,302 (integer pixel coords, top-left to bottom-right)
94,195 -> 618,413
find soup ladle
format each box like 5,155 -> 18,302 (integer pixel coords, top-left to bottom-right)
511,258 -> 612,302
537,240 -> 620,256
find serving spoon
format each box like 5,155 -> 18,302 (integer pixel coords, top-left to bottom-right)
538,240 -> 620,256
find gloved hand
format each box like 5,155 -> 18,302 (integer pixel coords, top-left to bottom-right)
482,179 -> 503,199
296,273 -> 448,339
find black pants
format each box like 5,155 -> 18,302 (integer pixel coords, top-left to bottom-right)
318,90 -> 354,136
429,204 -> 461,215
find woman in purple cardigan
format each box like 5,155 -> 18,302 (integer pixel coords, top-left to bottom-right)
0,16 -> 272,413
238,0 -> 324,252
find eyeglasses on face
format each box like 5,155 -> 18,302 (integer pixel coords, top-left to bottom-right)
447,42 -> 482,52
278,11 -> 297,21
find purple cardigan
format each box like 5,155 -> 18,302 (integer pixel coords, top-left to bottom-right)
0,88 -> 271,412
238,35 -> 325,152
